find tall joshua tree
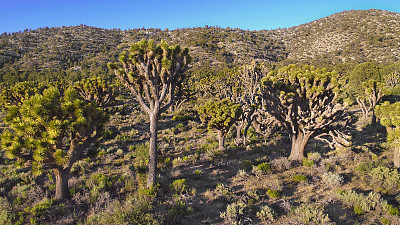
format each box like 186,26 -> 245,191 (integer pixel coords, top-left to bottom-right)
108,40 -> 191,187
198,98 -> 242,151
261,65 -> 350,161
1,86 -> 108,200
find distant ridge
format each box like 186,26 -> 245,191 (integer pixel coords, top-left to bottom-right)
0,9 -> 399,81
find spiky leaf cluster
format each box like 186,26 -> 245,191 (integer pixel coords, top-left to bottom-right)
198,98 -> 242,134
73,76 -> 118,108
376,101 -> 400,142
1,86 -> 108,174
0,81 -> 47,109
261,64 -> 347,135
108,39 -> 191,114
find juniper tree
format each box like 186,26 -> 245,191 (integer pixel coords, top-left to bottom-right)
261,65 -> 350,161
108,40 -> 191,187
198,99 -> 242,151
1,86 -> 108,200
376,101 -> 400,167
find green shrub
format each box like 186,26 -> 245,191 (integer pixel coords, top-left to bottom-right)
167,197 -> 193,224
220,201 -> 247,225
85,194 -> 159,225
307,152 -> 322,162
131,142 -> 150,170
0,197 -> 13,225
194,169 -> 202,176
25,198 -> 54,218
257,162 -> 270,173
256,205 -> 275,222
266,189 -> 280,199
293,175 -> 308,182
170,179 -> 187,194
293,203 -> 331,224
241,160 -> 252,171
368,165 -> 400,194
322,172 -> 344,187
302,157 -> 315,167
138,184 -> 159,198
335,189 -> 398,217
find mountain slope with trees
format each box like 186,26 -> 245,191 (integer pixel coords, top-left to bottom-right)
1,9 -> 400,84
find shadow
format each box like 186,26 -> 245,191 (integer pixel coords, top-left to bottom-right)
349,121 -> 387,156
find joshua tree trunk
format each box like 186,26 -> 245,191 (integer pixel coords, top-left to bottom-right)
217,130 -> 226,151
288,132 -> 312,161
243,122 -> 252,145
147,112 -> 159,188
235,122 -> 243,145
54,167 -> 70,200
394,144 -> 400,168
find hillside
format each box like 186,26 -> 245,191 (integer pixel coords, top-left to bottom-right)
1,9 -> 400,83
278,9 -> 400,63
1,9 -> 400,225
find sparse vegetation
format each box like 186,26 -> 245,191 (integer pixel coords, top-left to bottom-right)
1,9 -> 400,224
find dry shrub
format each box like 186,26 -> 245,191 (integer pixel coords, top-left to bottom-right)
270,157 -> 291,172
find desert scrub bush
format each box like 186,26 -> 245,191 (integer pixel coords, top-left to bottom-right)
204,183 -> 233,202
322,172 -> 344,187
193,169 -> 202,176
0,197 -> 13,225
251,162 -> 271,176
368,165 -> 400,194
172,155 -> 195,168
241,160 -> 252,171
336,189 -> 399,216
170,179 -> 187,194
292,174 -> 308,182
292,203 -> 331,224
70,160 -> 91,175
266,189 -> 280,199
244,174 -> 282,192
85,194 -> 159,225
270,157 -> 291,172
25,198 -> 53,220
307,152 -> 322,162
167,196 -> 193,224
256,205 -> 275,222
130,142 -> 150,171
220,201 -> 248,225
302,157 -> 315,167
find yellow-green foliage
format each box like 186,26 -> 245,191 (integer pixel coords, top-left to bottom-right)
1,85 -> 109,175
261,64 -> 341,98
376,101 -> 400,142
198,98 -> 242,134
73,76 -> 118,108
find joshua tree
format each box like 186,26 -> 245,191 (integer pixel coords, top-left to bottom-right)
356,79 -> 386,124
0,81 -> 46,109
195,62 -> 267,145
261,65 -> 350,161
108,40 -> 191,187
376,101 -> 400,167
73,76 -> 118,108
1,86 -> 108,200
233,62 -> 266,145
198,98 -> 242,151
